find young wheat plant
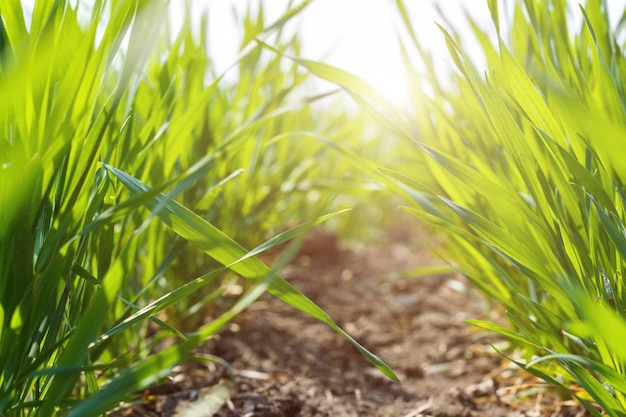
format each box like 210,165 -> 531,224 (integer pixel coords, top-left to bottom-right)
0,1 -> 397,415
284,0 -> 626,415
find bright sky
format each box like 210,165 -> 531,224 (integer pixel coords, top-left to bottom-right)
203,0 -> 478,105
295,0 -> 444,105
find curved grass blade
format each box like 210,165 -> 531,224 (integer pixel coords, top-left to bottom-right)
103,163 -> 399,382
66,266 -> 275,417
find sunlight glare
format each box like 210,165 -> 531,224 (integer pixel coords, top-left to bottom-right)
298,0 -> 412,106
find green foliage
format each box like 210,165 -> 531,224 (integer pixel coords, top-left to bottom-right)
392,0 -> 626,414
295,0 -> 626,414
0,1 -> 397,415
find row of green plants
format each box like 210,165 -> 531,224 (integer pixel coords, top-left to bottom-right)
301,0 -> 626,415
7,0 -> 626,415
0,1 -> 402,415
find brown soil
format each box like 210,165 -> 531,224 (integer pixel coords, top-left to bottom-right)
112,224 -> 592,417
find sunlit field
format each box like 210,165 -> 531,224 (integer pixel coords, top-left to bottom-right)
2,0 -> 626,415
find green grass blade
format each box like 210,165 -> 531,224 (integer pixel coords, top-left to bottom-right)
104,163 -> 399,382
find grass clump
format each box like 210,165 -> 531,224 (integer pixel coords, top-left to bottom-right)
292,0 -> 626,414
390,0 -> 626,414
0,1 -> 397,415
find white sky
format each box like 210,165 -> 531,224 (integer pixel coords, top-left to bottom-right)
203,0 -> 480,104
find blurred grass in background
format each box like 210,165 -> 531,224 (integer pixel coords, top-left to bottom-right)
0,1 -> 401,414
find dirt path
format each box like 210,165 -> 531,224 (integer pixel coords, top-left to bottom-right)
114,224 -> 591,416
